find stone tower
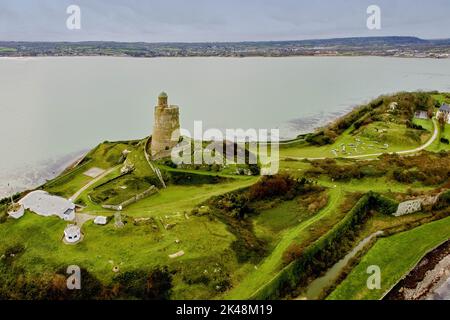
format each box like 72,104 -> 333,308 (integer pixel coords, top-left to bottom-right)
150,92 -> 180,159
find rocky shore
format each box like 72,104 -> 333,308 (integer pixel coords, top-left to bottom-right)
386,240 -> 450,300
0,150 -> 87,200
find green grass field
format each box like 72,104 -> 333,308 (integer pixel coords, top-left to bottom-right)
327,215 -> 450,300
279,121 -> 429,160
0,210 -> 239,299
123,177 -> 257,217
2,91 -> 450,300
253,198 -> 317,235
0,139 -> 260,299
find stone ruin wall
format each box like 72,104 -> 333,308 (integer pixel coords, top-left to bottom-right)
102,185 -> 158,211
394,194 -> 440,217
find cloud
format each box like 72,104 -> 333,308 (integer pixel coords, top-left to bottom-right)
0,0 -> 449,42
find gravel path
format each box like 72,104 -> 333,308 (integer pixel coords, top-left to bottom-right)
69,166 -> 118,202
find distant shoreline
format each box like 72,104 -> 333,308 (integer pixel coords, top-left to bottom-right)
0,54 -> 448,60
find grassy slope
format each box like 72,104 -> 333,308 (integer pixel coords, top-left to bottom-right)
0,137 -> 261,299
279,121 -> 428,159
223,122 -> 438,300
254,198 -> 316,235
3,92 -> 450,300
327,215 -> 450,300
123,177 -> 257,217
278,159 -> 436,194
425,93 -> 450,151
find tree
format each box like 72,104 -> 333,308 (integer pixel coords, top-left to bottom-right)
438,112 -> 447,130
145,266 -> 173,300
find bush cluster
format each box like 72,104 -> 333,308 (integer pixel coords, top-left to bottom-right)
252,192 -> 398,300
307,152 -> 450,186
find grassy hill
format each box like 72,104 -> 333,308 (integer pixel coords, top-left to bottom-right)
1,91 -> 450,300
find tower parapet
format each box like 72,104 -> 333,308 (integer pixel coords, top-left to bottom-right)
150,92 -> 180,159
158,91 -> 168,108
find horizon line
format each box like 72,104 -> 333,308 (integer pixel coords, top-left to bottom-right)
1,35 -> 450,45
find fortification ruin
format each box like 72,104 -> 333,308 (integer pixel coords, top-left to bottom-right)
150,92 -> 180,159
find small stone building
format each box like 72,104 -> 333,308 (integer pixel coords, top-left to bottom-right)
150,92 -> 180,159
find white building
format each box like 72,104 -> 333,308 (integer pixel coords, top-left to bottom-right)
64,225 -> 81,243
19,190 -> 75,221
94,216 -> 107,225
436,104 -> 450,124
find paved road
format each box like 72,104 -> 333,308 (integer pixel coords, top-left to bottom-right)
282,118 -> 438,161
69,166 -> 118,202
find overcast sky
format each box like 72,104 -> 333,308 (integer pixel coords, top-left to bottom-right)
1,0 -> 449,42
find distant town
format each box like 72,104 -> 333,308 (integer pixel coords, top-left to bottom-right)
1,36 -> 449,59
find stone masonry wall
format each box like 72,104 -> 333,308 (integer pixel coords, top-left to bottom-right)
151,105 -> 180,159
394,199 -> 422,216
102,186 -> 158,211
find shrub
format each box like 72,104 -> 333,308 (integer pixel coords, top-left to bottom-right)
216,193 -> 251,219
283,243 -> 304,264
113,267 -> 172,300
433,190 -> 450,210
249,174 -> 296,200
181,262 -> 231,292
2,244 -> 25,263
305,131 -> 333,146
248,175 -> 312,201
393,169 -> 413,184
406,120 -> 424,130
